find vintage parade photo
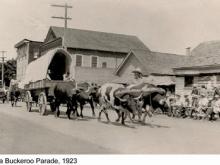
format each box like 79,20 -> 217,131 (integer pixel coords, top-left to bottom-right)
1,0 -> 220,157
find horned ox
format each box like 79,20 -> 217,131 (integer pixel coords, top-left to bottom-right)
125,83 -> 169,122
97,83 -> 142,125
75,83 -> 99,118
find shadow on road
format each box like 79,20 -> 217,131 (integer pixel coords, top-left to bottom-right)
140,122 -> 170,128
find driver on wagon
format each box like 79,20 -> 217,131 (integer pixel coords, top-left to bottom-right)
127,67 -> 145,90
63,72 -> 73,81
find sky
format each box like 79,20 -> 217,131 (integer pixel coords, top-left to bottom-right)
1,0 -> 220,59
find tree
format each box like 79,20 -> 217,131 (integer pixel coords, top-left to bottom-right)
0,59 -> 16,87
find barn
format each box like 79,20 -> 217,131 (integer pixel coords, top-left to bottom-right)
15,26 -> 149,85
174,41 -> 220,94
114,49 -> 186,92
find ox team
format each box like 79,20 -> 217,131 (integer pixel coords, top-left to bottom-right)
10,67 -> 220,125
51,68 -> 168,125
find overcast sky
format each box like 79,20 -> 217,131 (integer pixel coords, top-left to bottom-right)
1,0 -> 220,59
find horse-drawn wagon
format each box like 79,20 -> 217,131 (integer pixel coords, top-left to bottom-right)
22,48 -> 75,115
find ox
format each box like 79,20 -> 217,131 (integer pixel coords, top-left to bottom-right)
97,83 -> 142,125
53,81 -> 78,119
141,90 -> 169,122
115,85 -> 169,123
124,83 -> 169,123
75,83 -> 99,118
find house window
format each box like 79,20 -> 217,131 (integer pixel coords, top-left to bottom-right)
184,76 -> 193,87
76,55 -> 82,66
91,56 -> 98,68
102,62 -> 107,68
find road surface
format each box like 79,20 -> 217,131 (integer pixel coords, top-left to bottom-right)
0,102 -> 220,154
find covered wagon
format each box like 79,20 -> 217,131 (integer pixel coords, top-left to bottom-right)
21,48 -> 76,115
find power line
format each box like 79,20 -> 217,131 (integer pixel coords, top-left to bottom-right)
0,51 -> 7,87
51,3 -> 72,50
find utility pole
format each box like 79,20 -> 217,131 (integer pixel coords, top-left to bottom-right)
0,51 -> 6,87
51,3 -> 72,50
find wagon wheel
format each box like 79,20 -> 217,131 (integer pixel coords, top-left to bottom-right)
38,92 -> 47,115
25,91 -> 32,112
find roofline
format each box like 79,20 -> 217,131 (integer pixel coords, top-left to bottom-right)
69,47 -> 130,54
115,49 -> 186,76
44,27 -> 57,43
151,51 -> 185,57
50,26 -> 139,38
151,73 -> 176,76
40,37 -> 62,48
173,64 -> 220,70
114,50 -> 134,75
15,39 -> 42,48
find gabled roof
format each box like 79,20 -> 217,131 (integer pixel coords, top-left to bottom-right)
176,40 -> 220,69
15,39 -> 42,48
45,26 -> 149,53
116,49 -> 186,75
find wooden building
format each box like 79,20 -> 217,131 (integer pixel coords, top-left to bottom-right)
174,41 -> 220,94
115,49 -> 185,92
15,26 -> 148,84
15,39 -> 42,81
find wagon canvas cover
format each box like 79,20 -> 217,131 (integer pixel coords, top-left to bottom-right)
20,48 -> 72,88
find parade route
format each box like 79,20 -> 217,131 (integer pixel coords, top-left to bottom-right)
0,102 -> 220,154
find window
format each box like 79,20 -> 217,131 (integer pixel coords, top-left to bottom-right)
91,56 -> 98,68
102,62 -> 107,68
184,76 -> 193,87
76,55 -> 82,66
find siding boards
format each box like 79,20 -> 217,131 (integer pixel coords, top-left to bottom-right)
68,48 -> 125,68
75,67 -> 118,84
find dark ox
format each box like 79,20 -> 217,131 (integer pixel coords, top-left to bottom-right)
98,83 -> 141,125
141,90 -> 169,122
75,83 -> 99,118
53,81 -> 78,119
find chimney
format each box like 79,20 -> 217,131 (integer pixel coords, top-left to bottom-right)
186,47 -> 191,56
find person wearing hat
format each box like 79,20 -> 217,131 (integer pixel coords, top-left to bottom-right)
132,67 -> 144,83
127,67 -> 145,90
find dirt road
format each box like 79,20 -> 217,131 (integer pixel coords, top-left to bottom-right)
0,102 -> 220,154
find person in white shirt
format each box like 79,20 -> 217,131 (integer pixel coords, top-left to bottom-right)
127,68 -> 145,90
171,94 -> 184,117
196,93 -> 209,119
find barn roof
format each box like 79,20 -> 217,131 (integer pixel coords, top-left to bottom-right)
116,49 -> 186,76
22,48 -> 72,85
176,40 -> 220,69
46,26 -> 149,53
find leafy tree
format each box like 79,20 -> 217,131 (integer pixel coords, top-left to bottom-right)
0,59 -> 16,87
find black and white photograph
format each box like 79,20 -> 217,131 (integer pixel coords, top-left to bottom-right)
1,0 -> 220,157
